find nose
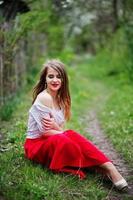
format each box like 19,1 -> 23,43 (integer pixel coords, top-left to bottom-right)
53,76 -> 58,82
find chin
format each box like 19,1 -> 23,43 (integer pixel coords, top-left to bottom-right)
52,86 -> 61,90
51,87 -> 61,92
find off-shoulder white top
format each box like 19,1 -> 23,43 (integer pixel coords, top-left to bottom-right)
26,99 -> 65,139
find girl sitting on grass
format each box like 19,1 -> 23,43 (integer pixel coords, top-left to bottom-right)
24,59 -> 128,191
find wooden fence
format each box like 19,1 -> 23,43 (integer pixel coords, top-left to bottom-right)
0,22 -> 46,106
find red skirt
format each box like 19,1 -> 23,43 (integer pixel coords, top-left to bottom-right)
24,130 -> 111,179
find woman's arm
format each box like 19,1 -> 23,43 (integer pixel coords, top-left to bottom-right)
37,92 -> 64,135
41,117 -> 63,131
40,117 -> 64,135
44,129 -> 63,135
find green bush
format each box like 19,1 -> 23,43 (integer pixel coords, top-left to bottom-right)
0,96 -> 19,121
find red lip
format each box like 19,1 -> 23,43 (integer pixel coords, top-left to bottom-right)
52,84 -> 59,87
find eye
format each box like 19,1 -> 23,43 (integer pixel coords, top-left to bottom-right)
57,74 -> 61,79
48,74 -> 54,79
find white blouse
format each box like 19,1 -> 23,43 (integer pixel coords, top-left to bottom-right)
26,100 -> 65,139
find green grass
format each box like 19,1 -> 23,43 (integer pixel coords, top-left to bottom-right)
0,93 -> 21,121
0,62 -> 111,200
0,32 -> 133,199
99,84 -> 133,167
75,28 -> 133,167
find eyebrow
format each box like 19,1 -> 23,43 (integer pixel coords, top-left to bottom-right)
47,72 -> 60,75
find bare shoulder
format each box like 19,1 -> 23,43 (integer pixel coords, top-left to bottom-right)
37,91 -> 53,108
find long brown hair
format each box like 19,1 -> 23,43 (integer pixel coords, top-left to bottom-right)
32,59 -> 71,120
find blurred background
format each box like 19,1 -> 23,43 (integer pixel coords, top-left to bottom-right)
0,0 -> 133,107
0,1 -> 133,199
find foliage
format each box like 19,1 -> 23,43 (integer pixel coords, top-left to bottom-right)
1,0 -> 133,109
99,85 -> 133,166
10,10 -> 50,48
0,1 -> 133,199
0,99 -> 16,121
46,23 -> 64,57
0,0 -> 66,107
124,24 -> 133,80
83,28 -> 133,83
76,32 -> 133,166
0,55 -> 132,200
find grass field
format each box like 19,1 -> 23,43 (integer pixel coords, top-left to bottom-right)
0,55 -> 132,200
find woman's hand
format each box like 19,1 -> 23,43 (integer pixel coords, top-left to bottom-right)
41,117 -> 62,131
41,117 -> 55,130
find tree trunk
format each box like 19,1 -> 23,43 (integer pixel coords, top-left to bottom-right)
112,0 -> 119,32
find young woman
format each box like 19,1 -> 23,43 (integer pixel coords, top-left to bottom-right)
24,59 -> 128,190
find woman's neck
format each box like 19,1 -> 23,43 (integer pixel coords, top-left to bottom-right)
46,88 -> 57,99
45,89 -> 61,110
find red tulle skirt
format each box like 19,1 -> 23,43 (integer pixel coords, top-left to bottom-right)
24,130 -> 110,179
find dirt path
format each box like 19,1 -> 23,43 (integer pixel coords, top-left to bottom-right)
84,110 -> 133,199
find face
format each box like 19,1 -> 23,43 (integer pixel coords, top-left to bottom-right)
46,67 -> 62,93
